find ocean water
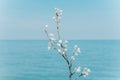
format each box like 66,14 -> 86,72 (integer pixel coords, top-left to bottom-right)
0,40 -> 120,80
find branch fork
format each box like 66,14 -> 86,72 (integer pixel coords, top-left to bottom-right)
44,8 -> 91,80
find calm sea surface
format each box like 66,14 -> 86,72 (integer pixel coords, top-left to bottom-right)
0,40 -> 120,80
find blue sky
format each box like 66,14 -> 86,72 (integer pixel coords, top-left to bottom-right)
0,0 -> 120,40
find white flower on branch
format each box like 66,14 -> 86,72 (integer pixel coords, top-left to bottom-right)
73,45 -> 81,55
53,8 -> 62,24
49,33 -> 56,41
45,24 -> 48,28
74,66 -> 81,73
76,67 -> 81,72
44,25 -> 48,31
57,43 -> 61,47
58,40 -> 68,48
77,48 -> 81,53
57,41 -> 68,48
55,8 -> 63,16
81,68 -> 91,77
58,40 -> 62,44
61,51 -> 65,55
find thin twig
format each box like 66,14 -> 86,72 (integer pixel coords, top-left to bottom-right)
74,74 -> 83,80
56,14 -> 60,40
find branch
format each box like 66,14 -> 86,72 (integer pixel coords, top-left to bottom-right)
44,8 -> 91,80
56,14 -> 60,40
44,29 -> 50,40
74,74 -> 83,80
44,29 -> 69,64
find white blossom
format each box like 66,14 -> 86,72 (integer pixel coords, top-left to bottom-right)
83,68 -> 91,73
44,25 -> 48,30
62,51 -> 65,55
76,66 -> 81,72
73,45 -> 77,53
49,33 -> 56,41
86,68 -> 91,73
55,8 -> 63,16
57,43 -> 61,47
63,40 -> 68,48
82,68 -> 91,77
73,45 -> 81,55
74,66 -> 81,73
59,40 -> 62,44
77,48 -> 81,53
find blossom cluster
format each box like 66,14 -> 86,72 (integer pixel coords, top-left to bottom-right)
71,45 -> 81,61
47,33 -> 68,55
44,8 -> 91,80
53,8 -> 63,25
74,66 -> 90,76
55,8 -> 62,17
82,68 -> 91,77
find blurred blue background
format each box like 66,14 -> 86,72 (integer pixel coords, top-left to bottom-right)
0,0 -> 120,40
0,40 -> 120,80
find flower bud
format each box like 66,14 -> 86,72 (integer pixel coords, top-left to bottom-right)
57,43 -> 61,47
64,40 -> 68,44
45,25 -> 48,28
59,40 -> 62,44
77,48 -> 81,53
